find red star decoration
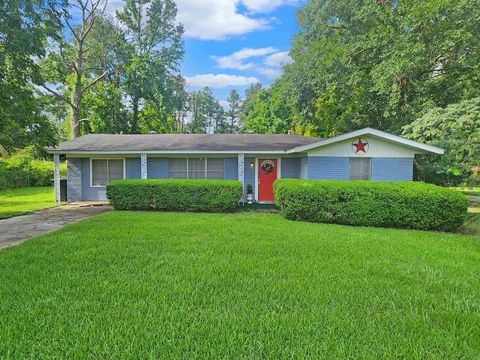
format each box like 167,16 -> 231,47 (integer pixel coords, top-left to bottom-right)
353,138 -> 368,153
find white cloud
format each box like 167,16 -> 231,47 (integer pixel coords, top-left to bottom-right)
263,51 -> 292,67
256,67 -> 283,80
255,50 -> 292,79
241,0 -> 301,13
212,47 -> 277,70
176,0 -> 270,40
185,74 -> 259,88
106,0 -> 302,40
210,47 -> 292,80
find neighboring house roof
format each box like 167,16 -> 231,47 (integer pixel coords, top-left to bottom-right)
289,127 -> 444,155
48,128 -> 444,155
48,134 -> 322,154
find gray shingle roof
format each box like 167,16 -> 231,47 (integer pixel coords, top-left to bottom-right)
49,134 -> 323,153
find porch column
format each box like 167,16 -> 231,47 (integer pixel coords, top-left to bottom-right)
141,153 -> 148,179
238,153 -> 245,193
53,153 -> 60,202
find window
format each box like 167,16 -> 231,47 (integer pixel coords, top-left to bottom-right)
206,158 -> 224,179
189,158 -> 205,179
169,158 -> 225,179
170,158 -> 188,178
91,159 -> 124,186
349,158 -> 371,180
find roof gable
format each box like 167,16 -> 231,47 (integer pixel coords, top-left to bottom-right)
289,128 -> 444,155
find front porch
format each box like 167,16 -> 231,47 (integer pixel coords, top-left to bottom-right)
53,153 -> 302,203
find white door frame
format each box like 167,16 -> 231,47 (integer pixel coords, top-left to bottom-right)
255,157 -> 281,204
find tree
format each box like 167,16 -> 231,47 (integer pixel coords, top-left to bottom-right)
0,0 -> 63,151
251,0 -> 480,137
225,89 -> 241,133
116,0 -> 184,133
186,88 -> 224,134
403,97 -> 480,186
242,83 -> 293,134
78,15 -> 131,134
239,83 -> 262,129
41,0 -> 108,138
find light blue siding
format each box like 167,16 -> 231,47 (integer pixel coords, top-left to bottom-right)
224,158 -> 238,180
300,157 -> 308,179
307,156 -> 349,180
281,158 -> 301,178
126,158 -> 141,179
372,157 -> 413,181
148,158 -> 169,178
244,157 -> 255,188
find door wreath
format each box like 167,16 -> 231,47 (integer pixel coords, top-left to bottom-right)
261,160 -> 275,175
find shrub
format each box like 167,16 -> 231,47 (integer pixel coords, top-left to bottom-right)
0,147 -> 66,189
107,179 -> 243,212
274,179 -> 469,231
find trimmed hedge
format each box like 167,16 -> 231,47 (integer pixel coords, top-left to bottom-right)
274,179 -> 469,231
107,179 -> 243,212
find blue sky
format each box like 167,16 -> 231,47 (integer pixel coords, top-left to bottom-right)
106,0 -> 305,104
180,2 -> 304,102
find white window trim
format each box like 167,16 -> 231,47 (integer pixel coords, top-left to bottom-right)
169,158 -> 225,179
90,158 -> 126,188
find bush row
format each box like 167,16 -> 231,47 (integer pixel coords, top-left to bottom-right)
273,179 -> 469,231
107,179 -> 243,212
0,147 -> 66,189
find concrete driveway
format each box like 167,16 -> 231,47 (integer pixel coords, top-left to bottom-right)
0,203 -> 111,250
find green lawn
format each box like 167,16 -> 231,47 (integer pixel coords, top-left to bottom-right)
1,212 -> 479,358
0,187 -> 57,219
452,186 -> 480,197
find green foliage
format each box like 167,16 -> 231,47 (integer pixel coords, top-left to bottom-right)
223,89 -> 242,133
0,147 -> 66,189
0,0 -> 62,150
1,211 -> 479,358
274,179 -> 468,231
107,179 -> 242,212
403,97 -> 480,186
186,87 -> 225,134
82,81 -> 130,134
117,0 -> 184,134
241,83 -> 293,134
241,0 -> 480,137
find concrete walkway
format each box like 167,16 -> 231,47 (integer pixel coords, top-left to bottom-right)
469,195 -> 480,204
0,203 -> 111,250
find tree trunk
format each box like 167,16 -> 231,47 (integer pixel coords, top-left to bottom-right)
71,52 -> 82,138
131,97 -> 139,133
71,106 -> 81,138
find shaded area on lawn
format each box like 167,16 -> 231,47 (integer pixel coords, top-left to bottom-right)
0,187 -> 58,219
0,211 -> 479,358
459,200 -> 480,237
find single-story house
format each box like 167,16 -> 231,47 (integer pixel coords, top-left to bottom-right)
48,127 -> 444,203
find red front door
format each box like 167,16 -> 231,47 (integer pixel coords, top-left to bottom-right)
258,159 -> 278,202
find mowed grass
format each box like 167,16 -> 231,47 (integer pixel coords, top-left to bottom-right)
0,187 -> 56,219
0,212 -> 479,358
452,186 -> 480,197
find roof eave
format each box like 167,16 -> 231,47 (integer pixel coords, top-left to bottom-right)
47,149 -> 291,155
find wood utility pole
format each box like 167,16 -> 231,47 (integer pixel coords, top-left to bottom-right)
42,0 -> 108,138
